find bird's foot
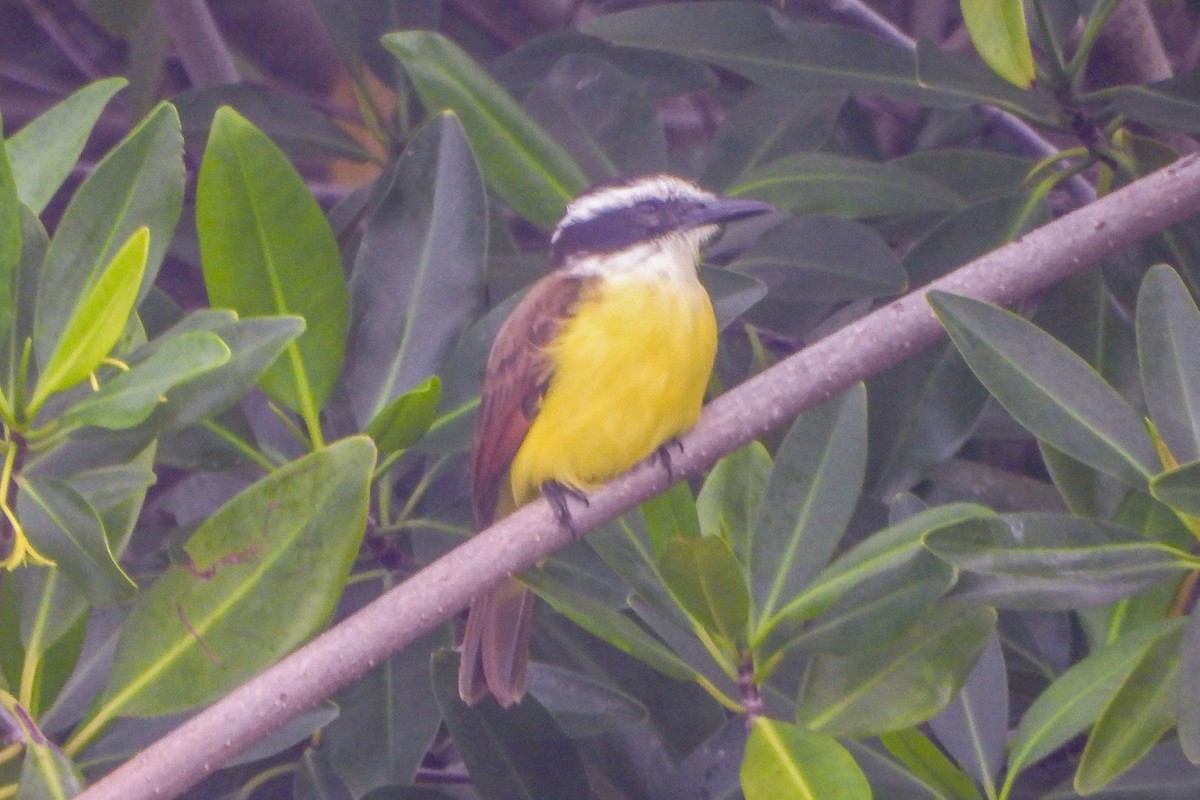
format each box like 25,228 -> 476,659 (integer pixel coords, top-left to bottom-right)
542,480 -> 589,537
654,438 -> 685,482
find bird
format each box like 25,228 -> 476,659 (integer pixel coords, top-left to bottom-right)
458,173 -> 774,707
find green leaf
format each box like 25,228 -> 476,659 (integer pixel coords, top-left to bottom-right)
641,481 -> 702,557
702,266 -> 769,330
196,106 -> 348,414
913,40 -> 1049,118
173,83 -> 371,161
1105,71 -> 1200,134
325,620 -> 448,795
92,436 -> 374,719
960,0 -> 1036,87
31,226 -> 149,410
432,650 -> 591,800
781,551 -> 955,656
365,375 -> 443,456
582,3 -> 976,108
879,727 -> 982,800
7,77 -> 127,214
696,441 -> 771,564
751,384 -> 867,633
1149,460 -> 1200,515
131,312 -> 304,434
741,717 -> 871,800
729,153 -> 962,218
523,53 -> 668,182
16,716 -> 85,800
868,343 -> 990,498
524,663 -> 649,737
1180,610 -> 1200,763
773,503 -> 993,624
344,113 -> 485,428
701,88 -> 845,190
796,603 -> 996,737
928,634 -> 1006,789
1137,264 -> 1200,464
924,513 -> 1195,608
382,30 -> 587,227
1075,619 -> 1185,794
0,113 -> 20,279
658,536 -> 750,648
0,209 -> 45,397
729,215 -> 907,303
929,291 -> 1157,488
893,150 -> 1037,205
33,102 -> 182,371
525,570 -> 695,682
16,476 -> 135,607
57,331 -> 231,431
1006,618 -> 1184,782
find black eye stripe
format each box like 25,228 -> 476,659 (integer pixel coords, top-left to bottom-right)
551,198 -> 709,264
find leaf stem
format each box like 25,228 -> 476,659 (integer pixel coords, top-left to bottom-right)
200,419 -> 276,472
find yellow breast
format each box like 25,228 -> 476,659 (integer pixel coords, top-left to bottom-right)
507,271 -> 717,507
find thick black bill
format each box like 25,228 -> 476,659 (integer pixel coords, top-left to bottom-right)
684,197 -> 776,229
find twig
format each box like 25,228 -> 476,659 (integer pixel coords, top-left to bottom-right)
75,150 -> 1200,800
822,0 -> 1097,207
157,0 -> 239,86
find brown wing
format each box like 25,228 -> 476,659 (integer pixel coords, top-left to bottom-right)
470,272 -> 585,526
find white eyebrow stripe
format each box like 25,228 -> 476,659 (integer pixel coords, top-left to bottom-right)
552,175 -> 716,243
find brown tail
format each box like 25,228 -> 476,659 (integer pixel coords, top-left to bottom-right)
458,578 -> 535,707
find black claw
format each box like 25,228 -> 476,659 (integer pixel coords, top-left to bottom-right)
655,438 -> 685,482
542,481 -> 589,536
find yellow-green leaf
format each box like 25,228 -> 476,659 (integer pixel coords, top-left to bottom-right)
961,0 -> 1036,88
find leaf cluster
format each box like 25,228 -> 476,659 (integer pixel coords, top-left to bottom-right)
1,1 -> 1200,800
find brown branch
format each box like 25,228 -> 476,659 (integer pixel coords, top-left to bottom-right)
77,151 -> 1200,800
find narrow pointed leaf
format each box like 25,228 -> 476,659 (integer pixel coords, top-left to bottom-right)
929,633 -> 1007,787
0,114 -> 19,278
34,102 -> 182,369
344,114 -> 485,428
432,650 -> 590,800
525,570 -> 695,681
382,31 -> 587,227
196,106 -> 348,412
697,441 -> 771,564
961,0 -> 1036,87
924,513 -> 1196,608
17,719 -> 85,800
133,313 -> 304,434
524,53 -> 668,181
730,153 -> 962,218
751,384 -> 867,630
1106,71 -> 1200,134
365,375 -> 443,456
658,535 -> 750,647
17,476 -> 135,607
1075,621 -> 1185,794
773,503 -> 993,625
782,552 -> 954,656
796,603 -> 996,737
879,728 -> 982,800
7,77 -> 127,214
1007,618 -> 1184,780
741,718 -> 871,800
1179,609 -> 1200,763
582,2 -> 978,108
58,331 -> 231,431
31,227 -> 149,408
1137,264 -> 1200,463
94,437 -> 374,717
641,480 -> 702,557
1150,459 -> 1200,515
929,291 -> 1157,488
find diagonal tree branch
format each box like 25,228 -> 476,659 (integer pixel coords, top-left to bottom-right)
78,152 -> 1200,800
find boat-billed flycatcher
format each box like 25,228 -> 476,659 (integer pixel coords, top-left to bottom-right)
459,174 -> 773,707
